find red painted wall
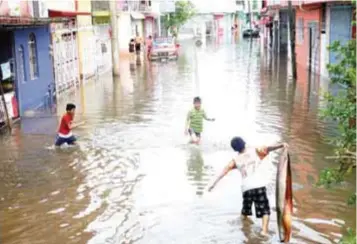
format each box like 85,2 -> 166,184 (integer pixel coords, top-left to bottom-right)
295,6 -> 321,71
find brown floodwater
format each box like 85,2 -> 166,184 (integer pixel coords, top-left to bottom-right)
0,39 -> 355,244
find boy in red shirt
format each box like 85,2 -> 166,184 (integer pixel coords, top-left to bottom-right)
55,103 -> 84,147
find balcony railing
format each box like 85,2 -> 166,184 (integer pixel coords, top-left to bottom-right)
118,1 -> 152,12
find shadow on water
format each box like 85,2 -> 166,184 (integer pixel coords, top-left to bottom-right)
0,38 -> 355,244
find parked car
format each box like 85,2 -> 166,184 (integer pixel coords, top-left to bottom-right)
149,37 -> 179,61
242,29 -> 260,38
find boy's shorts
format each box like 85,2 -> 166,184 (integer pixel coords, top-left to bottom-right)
55,135 -> 77,147
242,186 -> 270,218
188,128 -> 201,138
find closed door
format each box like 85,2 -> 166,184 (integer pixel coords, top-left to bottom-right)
329,5 -> 352,64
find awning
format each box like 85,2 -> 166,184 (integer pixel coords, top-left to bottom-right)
48,9 -> 91,18
0,16 -> 68,29
130,12 -> 145,20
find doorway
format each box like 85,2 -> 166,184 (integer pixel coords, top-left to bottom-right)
307,21 -> 319,73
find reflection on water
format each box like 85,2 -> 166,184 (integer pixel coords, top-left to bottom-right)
186,147 -> 208,196
0,39 -> 355,244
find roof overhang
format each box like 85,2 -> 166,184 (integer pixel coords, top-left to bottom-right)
48,9 -> 91,18
130,12 -> 145,20
0,16 -> 68,29
144,12 -> 161,18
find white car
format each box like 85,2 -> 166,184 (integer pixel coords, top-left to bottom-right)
149,37 -> 179,61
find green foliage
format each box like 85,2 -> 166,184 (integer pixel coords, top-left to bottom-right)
164,1 -> 196,37
347,193 -> 356,205
318,15 -> 356,243
319,39 -> 356,187
316,168 -> 344,188
339,228 -> 357,244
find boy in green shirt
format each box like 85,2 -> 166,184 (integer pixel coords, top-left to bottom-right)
185,97 -> 215,144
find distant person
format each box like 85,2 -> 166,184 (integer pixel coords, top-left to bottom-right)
55,103 -> 85,147
146,35 -> 153,59
208,137 -> 288,236
129,38 -> 135,54
135,35 -> 142,54
185,97 -> 215,144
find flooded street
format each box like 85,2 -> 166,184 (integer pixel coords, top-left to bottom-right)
0,40 -> 355,244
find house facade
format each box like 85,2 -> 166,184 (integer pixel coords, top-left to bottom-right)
46,0 -> 83,96
117,0 -> 160,55
0,0 -> 55,122
263,0 -> 355,80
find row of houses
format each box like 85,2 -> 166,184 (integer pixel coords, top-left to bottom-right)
204,0 -> 355,81
259,0 -> 355,79
0,0 -> 174,126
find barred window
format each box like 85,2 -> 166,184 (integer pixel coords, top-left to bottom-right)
18,45 -> 26,83
28,33 -> 39,79
297,17 -> 304,44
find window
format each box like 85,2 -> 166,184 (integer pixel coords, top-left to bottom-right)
252,0 -> 258,10
18,45 -> 26,83
101,43 -> 107,53
297,17 -> 304,44
28,33 -> 39,79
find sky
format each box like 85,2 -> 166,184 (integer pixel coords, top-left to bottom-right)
190,0 -> 237,14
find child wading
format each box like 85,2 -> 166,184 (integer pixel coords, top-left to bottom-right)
185,97 -> 214,144
55,103 -> 84,147
208,137 -> 288,235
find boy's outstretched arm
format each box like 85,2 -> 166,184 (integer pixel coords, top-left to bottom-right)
71,121 -> 86,129
203,111 -> 215,121
208,160 -> 236,191
267,143 -> 288,153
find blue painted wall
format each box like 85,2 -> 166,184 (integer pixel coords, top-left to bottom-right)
14,25 -> 53,115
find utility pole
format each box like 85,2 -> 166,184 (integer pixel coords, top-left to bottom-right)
288,0 -> 297,80
247,0 -> 252,30
109,0 -> 120,76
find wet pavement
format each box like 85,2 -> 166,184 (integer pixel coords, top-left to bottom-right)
0,39 -> 355,244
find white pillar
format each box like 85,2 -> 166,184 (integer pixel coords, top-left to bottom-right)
110,0 -> 120,76
158,15 -> 161,36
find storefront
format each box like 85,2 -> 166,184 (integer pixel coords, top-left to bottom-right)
295,3 -> 322,74
0,30 -> 18,125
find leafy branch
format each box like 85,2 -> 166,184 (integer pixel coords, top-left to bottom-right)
317,8 -> 356,243
163,0 -> 196,38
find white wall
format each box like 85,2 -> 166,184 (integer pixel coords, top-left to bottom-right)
44,0 -> 75,11
320,6 -> 330,80
151,0 -> 161,14
132,19 -> 144,38
118,13 -> 132,51
320,5 -> 330,92
191,0 -> 236,14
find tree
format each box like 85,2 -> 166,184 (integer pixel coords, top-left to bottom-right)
318,38 -> 356,184
164,0 -> 196,38
317,6 -> 356,244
